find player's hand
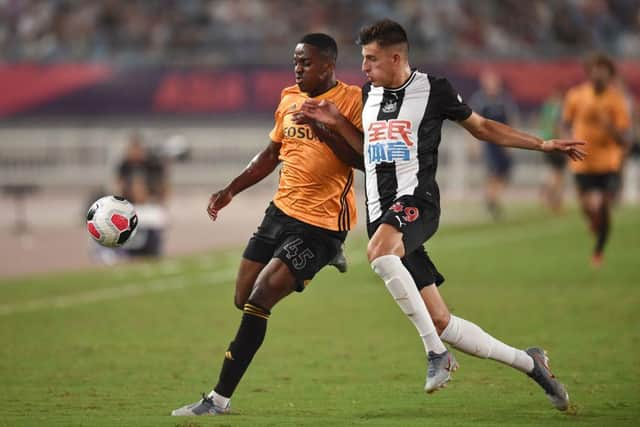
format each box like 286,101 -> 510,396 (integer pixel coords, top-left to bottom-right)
299,99 -> 340,127
207,189 -> 233,222
542,139 -> 587,161
291,111 -> 313,125
291,112 -> 331,138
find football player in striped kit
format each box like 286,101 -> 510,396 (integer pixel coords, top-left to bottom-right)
300,19 -> 585,410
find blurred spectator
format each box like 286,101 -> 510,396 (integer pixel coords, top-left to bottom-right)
539,86 -> 567,214
1,0 -> 638,64
116,131 -> 169,258
469,69 -> 520,219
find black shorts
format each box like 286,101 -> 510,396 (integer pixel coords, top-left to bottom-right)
243,202 -> 346,292
484,142 -> 512,178
367,196 -> 445,289
574,172 -> 620,194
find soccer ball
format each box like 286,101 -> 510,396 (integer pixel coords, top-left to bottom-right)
87,196 -> 138,247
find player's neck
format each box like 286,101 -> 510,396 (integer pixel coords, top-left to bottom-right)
308,79 -> 337,98
590,80 -> 611,95
387,65 -> 413,89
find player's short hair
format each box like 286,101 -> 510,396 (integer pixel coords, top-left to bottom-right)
357,19 -> 409,50
584,52 -> 617,76
299,33 -> 338,62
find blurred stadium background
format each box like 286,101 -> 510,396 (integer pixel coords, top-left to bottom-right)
2,2 -> 640,426
0,0 -> 639,275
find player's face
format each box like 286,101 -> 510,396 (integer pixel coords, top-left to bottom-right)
361,42 -> 396,87
480,70 -> 501,96
588,64 -> 613,93
293,43 -> 330,95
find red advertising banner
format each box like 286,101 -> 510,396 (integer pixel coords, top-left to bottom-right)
1,61 -> 638,119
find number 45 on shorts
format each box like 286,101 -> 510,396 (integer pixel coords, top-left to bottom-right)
282,238 -> 315,270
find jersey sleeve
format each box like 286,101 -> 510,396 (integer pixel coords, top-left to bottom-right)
431,77 -> 472,121
268,92 -> 286,142
344,87 -> 363,131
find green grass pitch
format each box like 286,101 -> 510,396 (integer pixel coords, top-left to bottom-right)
1,205 -> 639,426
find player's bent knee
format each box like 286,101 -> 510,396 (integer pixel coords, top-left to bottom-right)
367,239 -> 404,262
583,199 -> 598,213
250,280 -> 276,304
234,279 -> 254,310
432,313 -> 450,335
250,277 -> 291,308
368,244 -> 394,262
367,242 -> 382,263
233,294 -> 245,310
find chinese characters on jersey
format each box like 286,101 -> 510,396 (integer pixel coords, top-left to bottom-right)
367,119 -> 415,164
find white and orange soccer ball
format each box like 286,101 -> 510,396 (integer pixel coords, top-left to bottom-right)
86,196 -> 138,247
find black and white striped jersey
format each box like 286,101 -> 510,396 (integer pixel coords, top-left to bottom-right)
362,70 -> 472,222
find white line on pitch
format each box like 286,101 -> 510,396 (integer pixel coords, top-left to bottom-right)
0,269 -> 236,316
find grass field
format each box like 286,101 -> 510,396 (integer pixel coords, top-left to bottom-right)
1,205 -> 639,426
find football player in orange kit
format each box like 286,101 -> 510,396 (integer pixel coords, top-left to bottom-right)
563,53 -> 631,266
171,33 -> 362,416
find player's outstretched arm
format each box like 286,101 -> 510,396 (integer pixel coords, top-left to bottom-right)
292,112 -> 364,170
460,112 -> 586,161
207,141 -> 281,221
308,121 -> 365,170
300,99 -> 365,155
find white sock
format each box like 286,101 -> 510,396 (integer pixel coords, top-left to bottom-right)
371,255 -> 446,354
207,390 -> 230,408
440,315 -> 534,373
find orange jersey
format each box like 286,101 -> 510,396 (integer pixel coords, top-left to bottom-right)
268,81 -> 362,231
563,82 -> 631,174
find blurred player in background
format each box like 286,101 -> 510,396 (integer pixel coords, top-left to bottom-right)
116,131 -> 169,258
301,19 -> 585,410
469,69 -> 520,219
171,33 -> 362,416
563,53 -> 631,267
539,85 -> 567,214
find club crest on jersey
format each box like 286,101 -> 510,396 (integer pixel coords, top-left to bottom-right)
366,119 -> 414,164
382,99 -> 398,113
